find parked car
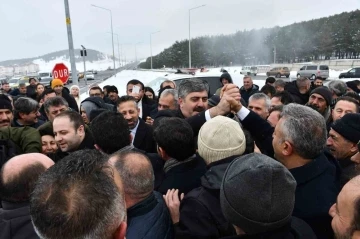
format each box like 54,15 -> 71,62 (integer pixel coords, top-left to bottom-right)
8,77 -> 29,89
266,67 -> 290,78
40,77 -> 52,87
240,66 -> 258,76
38,72 -> 52,80
297,65 -> 329,80
339,67 -> 360,79
147,71 -> 266,96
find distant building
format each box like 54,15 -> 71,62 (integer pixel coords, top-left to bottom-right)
0,63 -> 39,76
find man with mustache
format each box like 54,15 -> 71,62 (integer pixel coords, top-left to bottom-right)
117,95 -> 156,153
306,86 -> 332,123
154,78 -> 241,136
0,94 -> 13,128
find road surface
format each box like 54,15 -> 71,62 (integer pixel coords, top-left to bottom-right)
66,62 -> 139,94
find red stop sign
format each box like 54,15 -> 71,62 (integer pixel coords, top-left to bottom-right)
52,63 -> 69,83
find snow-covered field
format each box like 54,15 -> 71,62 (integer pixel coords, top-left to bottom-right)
34,57 -> 128,72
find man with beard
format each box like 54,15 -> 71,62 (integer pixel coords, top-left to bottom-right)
311,76 -> 324,90
327,113 -> 360,188
154,78 -> 241,136
0,95 -> 14,128
12,97 -> 44,128
51,79 -> 79,113
50,111 -> 94,162
117,95 -> 156,153
126,79 -> 154,120
306,86 -> 333,123
107,85 -> 119,106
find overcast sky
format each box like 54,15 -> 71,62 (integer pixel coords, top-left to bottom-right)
0,0 -> 359,62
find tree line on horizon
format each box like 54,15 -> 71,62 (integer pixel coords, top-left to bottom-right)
139,9 -> 360,69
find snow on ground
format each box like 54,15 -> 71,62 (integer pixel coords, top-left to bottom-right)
80,70 -> 167,101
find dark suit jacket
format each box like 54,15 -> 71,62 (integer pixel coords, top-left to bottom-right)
154,108 -> 207,136
0,201 -> 39,239
133,119 -> 157,153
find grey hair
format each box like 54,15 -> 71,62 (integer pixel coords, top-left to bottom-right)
249,93 -> 271,111
34,191 -> 126,239
178,78 -> 209,99
43,96 -> 69,114
83,192 -> 126,239
160,89 -> 179,107
274,79 -> 286,88
280,103 -> 327,159
296,77 -> 310,88
112,151 -> 154,199
14,97 -> 39,118
328,80 -> 347,97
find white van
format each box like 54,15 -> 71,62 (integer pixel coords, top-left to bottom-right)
240,66 -> 258,76
38,72 -> 52,79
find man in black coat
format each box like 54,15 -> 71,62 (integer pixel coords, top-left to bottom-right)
154,79 -> 241,136
219,154 -> 316,239
153,117 -> 207,195
0,153 -> 54,239
49,111 -> 94,163
165,116 -> 247,238
231,101 -> 339,239
90,110 -> 165,188
109,151 -> 173,239
117,95 -> 156,153
239,76 -> 260,104
126,79 -> 155,120
51,79 -> 79,112
284,77 -> 311,105
26,78 -> 38,97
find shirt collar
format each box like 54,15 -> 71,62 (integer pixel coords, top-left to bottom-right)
130,119 -> 140,134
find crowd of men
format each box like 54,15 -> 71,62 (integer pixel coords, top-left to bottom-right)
0,73 -> 360,239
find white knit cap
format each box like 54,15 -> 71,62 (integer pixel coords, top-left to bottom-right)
198,116 -> 246,164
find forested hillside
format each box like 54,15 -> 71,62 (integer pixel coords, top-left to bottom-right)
140,10 -> 360,68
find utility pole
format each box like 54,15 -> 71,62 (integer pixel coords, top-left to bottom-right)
150,31 -> 161,69
274,46 -> 277,64
189,5 -> 206,69
81,45 -> 87,85
64,0 -> 78,85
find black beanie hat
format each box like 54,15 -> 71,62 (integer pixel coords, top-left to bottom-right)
346,81 -> 360,94
107,85 -> 118,94
0,94 -> 12,111
220,153 -> 296,234
332,113 -> 360,144
310,86 -> 332,106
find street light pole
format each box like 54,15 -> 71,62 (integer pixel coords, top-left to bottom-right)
150,31 -> 160,70
91,4 -> 116,73
64,0 -> 78,85
135,42 -> 142,65
107,32 -> 121,68
189,4 -> 206,69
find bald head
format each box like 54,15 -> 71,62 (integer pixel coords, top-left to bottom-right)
0,153 -> 54,203
110,151 -> 154,205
